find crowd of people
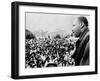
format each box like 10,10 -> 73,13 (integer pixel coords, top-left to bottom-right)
25,35 -> 79,68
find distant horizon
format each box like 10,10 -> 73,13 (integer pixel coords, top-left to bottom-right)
26,28 -> 70,38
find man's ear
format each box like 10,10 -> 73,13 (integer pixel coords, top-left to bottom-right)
80,22 -> 84,28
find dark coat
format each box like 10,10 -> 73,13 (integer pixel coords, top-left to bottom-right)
72,28 -> 89,65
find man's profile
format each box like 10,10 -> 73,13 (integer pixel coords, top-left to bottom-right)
72,16 -> 89,66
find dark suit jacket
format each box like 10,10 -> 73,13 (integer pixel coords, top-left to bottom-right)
72,28 -> 89,65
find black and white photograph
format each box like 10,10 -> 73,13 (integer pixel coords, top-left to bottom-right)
11,2 -> 97,79
25,13 -> 89,68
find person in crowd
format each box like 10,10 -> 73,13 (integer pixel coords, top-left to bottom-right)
72,16 -> 89,65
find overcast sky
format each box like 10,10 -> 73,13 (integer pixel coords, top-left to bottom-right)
26,12 -> 89,35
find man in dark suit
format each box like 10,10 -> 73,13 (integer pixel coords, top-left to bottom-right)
72,16 -> 89,66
